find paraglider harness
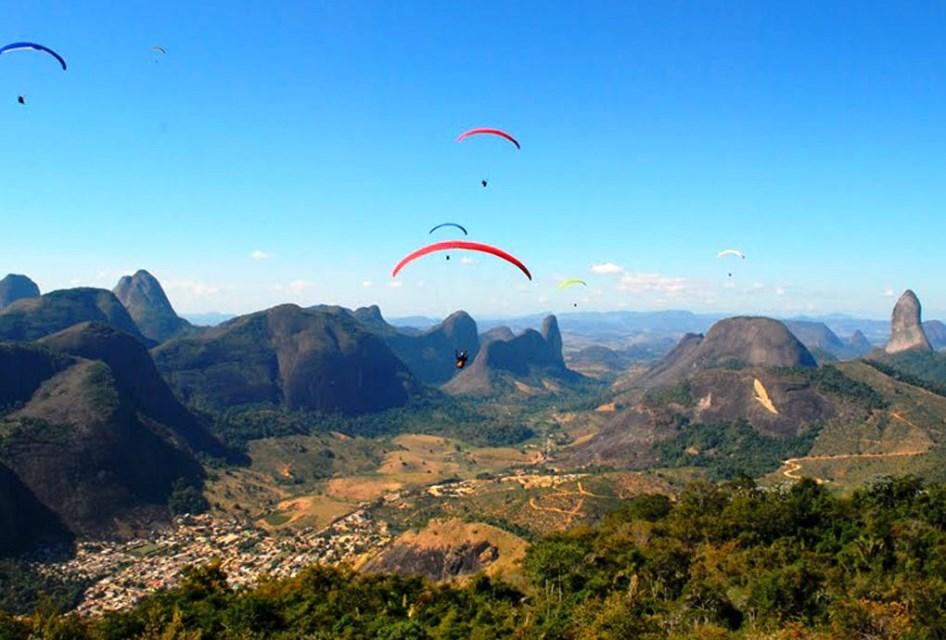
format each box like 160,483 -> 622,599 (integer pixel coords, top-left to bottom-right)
455,351 -> 469,370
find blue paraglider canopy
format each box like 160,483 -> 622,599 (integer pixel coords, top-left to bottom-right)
0,42 -> 67,71
428,222 -> 468,236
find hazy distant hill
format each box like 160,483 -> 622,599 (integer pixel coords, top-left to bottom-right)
388,315 -> 442,330
784,320 -> 863,361
0,274 -> 40,310
0,288 -> 148,344
924,320 -> 946,350
182,312 -> 235,327
153,305 -> 418,415
113,270 -> 193,343
478,309 -> 719,338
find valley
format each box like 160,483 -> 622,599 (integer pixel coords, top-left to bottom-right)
4,271 -> 946,631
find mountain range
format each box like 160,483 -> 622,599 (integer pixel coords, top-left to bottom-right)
3,268 -> 946,558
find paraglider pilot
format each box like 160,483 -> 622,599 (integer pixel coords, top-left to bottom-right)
455,351 -> 468,370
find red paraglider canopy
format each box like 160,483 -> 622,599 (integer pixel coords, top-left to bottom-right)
456,128 -> 520,150
392,241 -> 532,280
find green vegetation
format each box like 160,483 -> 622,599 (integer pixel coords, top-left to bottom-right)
810,365 -> 890,410
15,476 -> 946,638
653,419 -> 820,480
211,393 -> 537,451
776,364 -> 889,411
0,559 -> 89,616
643,381 -> 693,409
168,478 -> 209,516
866,356 -> 946,398
263,512 -> 291,527
127,543 -> 162,558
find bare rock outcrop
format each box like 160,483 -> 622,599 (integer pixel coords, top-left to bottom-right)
885,290 -> 932,354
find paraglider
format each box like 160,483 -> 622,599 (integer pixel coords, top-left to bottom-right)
393,241 -> 532,280
558,278 -> 588,289
151,46 -> 167,54
559,278 -> 587,307
456,128 -> 520,150
0,42 -> 67,70
429,222 -> 468,261
455,351 -> 469,370
429,222 -> 468,236
457,129 -> 519,187
17,96 -> 24,105
718,249 -> 745,278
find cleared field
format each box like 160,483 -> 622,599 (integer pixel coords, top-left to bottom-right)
204,467 -> 290,519
260,494 -> 355,530
466,447 -> 540,468
326,476 -> 405,502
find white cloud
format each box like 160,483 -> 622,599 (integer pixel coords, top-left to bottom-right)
165,280 -> 224,297
460,257 -> 477,265
250,249 -> 271,261
591,262 -> 623,275
288,280 -> 315,292
615,272 -> 700,296
883,288 -> 895,297
362,280 -> 374,288
387,281 -> 403,289
775,287 -> 786,296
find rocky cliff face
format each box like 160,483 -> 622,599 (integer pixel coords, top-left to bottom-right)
886,290 -> 932,354
385,311 -> 480,386
153,305 -> 418,415
113,270 -> 192,343
0,274 -> 40,310
443,315 -> 577,395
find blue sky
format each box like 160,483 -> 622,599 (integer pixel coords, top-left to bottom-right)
3,1 -> 946,319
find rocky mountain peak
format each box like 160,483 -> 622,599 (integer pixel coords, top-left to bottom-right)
886,289 -> 932,354
0,273 -> 40,310
540,315 -> 564,367
113,270 -> 190,343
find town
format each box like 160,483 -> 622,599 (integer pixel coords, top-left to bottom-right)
32,510 -> 391,616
